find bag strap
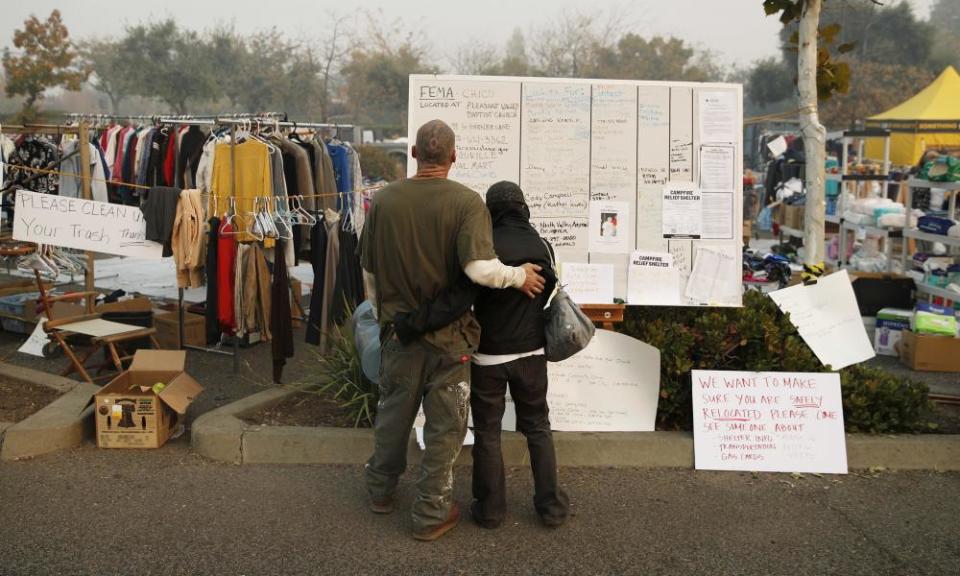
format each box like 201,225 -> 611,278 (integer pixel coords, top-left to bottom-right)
539,237 -> 560,305
539,237 -> 556,270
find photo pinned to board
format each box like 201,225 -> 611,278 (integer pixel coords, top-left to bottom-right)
589,201 -> 630,254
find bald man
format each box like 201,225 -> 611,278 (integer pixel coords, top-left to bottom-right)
359,119 -> 545,541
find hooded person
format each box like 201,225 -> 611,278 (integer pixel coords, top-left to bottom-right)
394,180 -> 570,529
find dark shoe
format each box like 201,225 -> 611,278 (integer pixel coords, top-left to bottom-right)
412,502 -> 461,541
540,514 -> 567,528
470,501 -> 503,529
369,495 -> 394,515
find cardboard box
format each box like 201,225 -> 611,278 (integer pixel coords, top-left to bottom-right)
92,350 -> 203,449
154,308 -> 205,349
96,296 -> 153,314
774,204 -> 804,230
874,308 -> 912,356
898,330 -> 960,372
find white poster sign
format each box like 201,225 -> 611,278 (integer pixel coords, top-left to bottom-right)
561,263 -> 614,304
769,270 -> 876,370
415,331 -> 660,433
699,91 -> 737,144
627,251 -> 681,306
589,201 -> 630,254
662,183 -> 702,239
545,330 -> 660,431
692,370 -> 848,474
13,190 -> 163,259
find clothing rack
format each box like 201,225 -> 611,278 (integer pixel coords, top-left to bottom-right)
1,122 -> 96,295
9,116 -> 370,376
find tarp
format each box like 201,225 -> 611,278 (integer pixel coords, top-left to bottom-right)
864,67 -> 960,165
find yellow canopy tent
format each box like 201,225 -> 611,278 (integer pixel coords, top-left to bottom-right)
864,66 -> 960,166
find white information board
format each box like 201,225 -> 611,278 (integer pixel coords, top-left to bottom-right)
692,370 -> 848,474
13,190 -> 163,259
408,75 -> 743,306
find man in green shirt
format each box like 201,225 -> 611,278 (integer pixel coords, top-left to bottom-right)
360,119 -> 545,541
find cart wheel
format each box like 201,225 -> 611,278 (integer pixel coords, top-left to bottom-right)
42,342 -> 63,359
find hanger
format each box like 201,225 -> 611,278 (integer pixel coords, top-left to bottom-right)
241,197 -> 264,241
220,197 -> 242,236
252,196 -> 278,240
290,195 -> 316,226
273,196 -> 294,240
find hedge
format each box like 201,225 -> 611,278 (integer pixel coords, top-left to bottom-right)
619,290 -> 933,433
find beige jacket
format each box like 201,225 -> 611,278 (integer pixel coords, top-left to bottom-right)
172,188 -> 207,288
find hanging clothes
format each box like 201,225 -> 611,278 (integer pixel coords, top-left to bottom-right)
205,216 -> 221,345
326,141 -> 353,196
176,126 -> 207,189
171,189 -> 207,289
318,211 -> 341,353
5,135 -> 60,195
305,216 -> 329,346
59,140 -> 109,202
217,222 -> 238,333
271,239 -> 294,382
142,186 -> 181,257
332,225 -> 365,326
237,242 -> 272,340
210,139 -> 272,243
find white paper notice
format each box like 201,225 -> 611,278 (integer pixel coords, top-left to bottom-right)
662,183 -> 702,239
589,201 -> 630,254
18,316 -> 48,357
699,90 -> 737,144
561,263 -> 614,304
685,246 -> 741,305
627,251 -> 682,306
692,370 -> 848,474
545,330 -> 660,431
769,270 -> 876,370
767,135 -> 788,157
699,146 -> 735,192
702,193 -> 734,240
13,190 -> 163,259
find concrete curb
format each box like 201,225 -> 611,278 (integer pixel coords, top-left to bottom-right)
0,365 -> 97,461
192,387 -> 960,471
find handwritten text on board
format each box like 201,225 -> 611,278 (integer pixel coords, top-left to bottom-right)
692,370 -> 847,474
13,190 -> 162,259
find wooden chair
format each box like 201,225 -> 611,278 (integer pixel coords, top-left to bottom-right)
34,271 -> 160,384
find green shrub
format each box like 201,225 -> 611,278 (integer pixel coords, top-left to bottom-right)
840,365 -> 933,433
358,144 -> 404,182
620,290 -> 932,433
313,319 -> 378,427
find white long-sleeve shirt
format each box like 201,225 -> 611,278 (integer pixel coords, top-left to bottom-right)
363,258 -> 525,319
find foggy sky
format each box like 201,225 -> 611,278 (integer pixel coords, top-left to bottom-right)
2,0 -> 937,69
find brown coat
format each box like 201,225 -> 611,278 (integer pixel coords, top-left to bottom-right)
172,188 -> 207,288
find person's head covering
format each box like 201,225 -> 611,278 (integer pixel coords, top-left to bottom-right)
486,181 -> 526,206
485,181 -> 530,223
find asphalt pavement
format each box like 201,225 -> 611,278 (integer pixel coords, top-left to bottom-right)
1,442 -> 958,576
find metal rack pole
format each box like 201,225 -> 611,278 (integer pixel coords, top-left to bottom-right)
230,122 -> 239,374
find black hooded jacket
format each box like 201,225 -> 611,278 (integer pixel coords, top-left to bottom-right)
393,202 -> 557,353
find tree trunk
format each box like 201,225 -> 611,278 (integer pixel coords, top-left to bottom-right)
109,93 -> 122,115
798,0 -> 827,279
